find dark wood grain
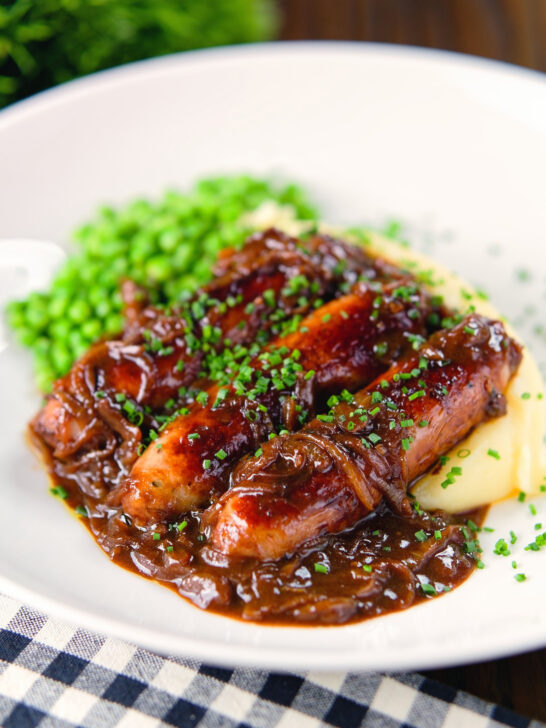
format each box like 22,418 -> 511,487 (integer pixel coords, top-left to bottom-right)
277,1 -> 546,721
423,648 -> 546,723
279,0 -> 546,72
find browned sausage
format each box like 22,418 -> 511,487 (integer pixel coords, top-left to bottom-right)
32,228 -> 398,480
117,279 -> 435,523
205,315 -> 522,561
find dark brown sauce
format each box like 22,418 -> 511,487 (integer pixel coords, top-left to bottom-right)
29,231 -> 507,626
35,435 -> 485,626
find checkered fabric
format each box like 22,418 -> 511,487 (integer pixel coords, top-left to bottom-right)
0,595 -> 542,728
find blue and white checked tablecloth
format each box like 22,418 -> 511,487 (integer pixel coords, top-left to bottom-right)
0,593 -> 542,728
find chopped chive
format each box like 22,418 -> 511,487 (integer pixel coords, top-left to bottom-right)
263,289 -> 275,307
487,448 -> 501,460
314,562 -> 329,574
420,582 -> 437,597
50,485 -> 68,500
317,414 -> 334,422
493,538 -> 510,556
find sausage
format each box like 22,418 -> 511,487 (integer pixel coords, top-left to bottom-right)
205,314 -> 522,561
116,279 -> 435,523
32,228 -> 398,479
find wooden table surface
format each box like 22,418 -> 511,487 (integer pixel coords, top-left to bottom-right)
278,0 -> 546,72
278,1 -> 546,723
423,648 -> 546,723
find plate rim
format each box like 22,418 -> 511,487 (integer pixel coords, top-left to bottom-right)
1,569 -> 544,672
1,40 -> 545,131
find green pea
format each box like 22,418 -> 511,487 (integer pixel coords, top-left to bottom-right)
193,258 -> 212,279
15,326 -> 37,347
158,229 -> 181,253
35,366 -> 55,393
88,286 -> 106,308
217,203 -> 241,223
26,291 -> 47,309
111,258 -> 128,276
6,301 -> 26,329
51,342 -> 72,374
32,337 -> 51,357
172,244 -> 193,272
105,313 -> 124,334
49,293 -> 70,319
73,341 -> 91,359
204,233 -> 223,255
25,304 -> 49,331
81,319 -> 102,341
101,240 -> 127,260
100,270 -> 121,289
5,299 -> 24,316
79,263 -> 101,284
130,240 -> 153,264
177,274 -> 198,294
146,255 -> 172,283
110,290 -> 121,307
69,299 -> 92,324
49,319 -> 72,340
95,300 -> 112,319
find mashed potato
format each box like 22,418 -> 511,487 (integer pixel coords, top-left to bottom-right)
364,232 -> 545,512
244,204 -> 546,512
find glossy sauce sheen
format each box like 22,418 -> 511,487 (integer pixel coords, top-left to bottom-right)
30,230 -> 520,626
41,475 -> 486,624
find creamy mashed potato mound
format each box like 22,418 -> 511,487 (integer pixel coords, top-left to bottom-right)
245,202 -> 546,512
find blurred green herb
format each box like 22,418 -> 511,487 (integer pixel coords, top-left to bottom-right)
0,0 -> 276,108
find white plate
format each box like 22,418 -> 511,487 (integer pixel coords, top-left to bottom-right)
0,43 -> 545,672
